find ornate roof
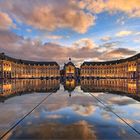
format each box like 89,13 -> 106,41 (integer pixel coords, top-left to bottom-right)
0,53 -> 59,66
65,61 -> 75,66
81,52 -> 140,66
64,58 -> 75,67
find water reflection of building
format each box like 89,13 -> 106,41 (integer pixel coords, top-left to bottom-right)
63,79 -> 77,93
0,79 -> 60,100
81,79 -> 140,95
0,79 -> 139,101
0,53 -> 60,79
80,53 -> 140,79
63,79 -> 80,97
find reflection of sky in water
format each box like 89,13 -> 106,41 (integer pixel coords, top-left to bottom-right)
89,92 -> 140,131
0,80 -> 140,139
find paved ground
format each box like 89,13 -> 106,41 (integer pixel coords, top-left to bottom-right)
0,86 -> 140,139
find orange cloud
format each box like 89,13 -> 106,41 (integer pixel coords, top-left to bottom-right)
0,31 -> 137,65
78,0 -> 140,17
0,0 -> 95,34
30,4 -> 95,33
0,0 -> 140,34
0,11 -> 13,30
99,48 -> 136,60
45,35 -> 63,40
73,38 -> 97,49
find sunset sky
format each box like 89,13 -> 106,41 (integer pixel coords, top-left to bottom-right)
0,0 -> 140,66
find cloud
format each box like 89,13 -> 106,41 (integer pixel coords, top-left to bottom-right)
0,0 -> 95,34
73,105 -> 96,116
30,4 -> 94,33
79,0 -> 140,17
73,38 -> 97,49
0,11 -> 13,30
26,29 -> 32,33
134,38 -> 140,43
116,16 -> 126,25
0,31 -> 137,66
100,36 -> 112,42
116,118 -> 135,126
100,48 -> 136,60
0,0 -> 140,35
45,35 -> 63,40
101,111 -> 111,120
100,41 -> 121,48
107,96 -> 136,106
46,114 -> 63,119
135,32 -> 140,35
116,30 -> 133,37
8,121 -> 97,139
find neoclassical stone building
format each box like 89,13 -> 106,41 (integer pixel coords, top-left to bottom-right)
62,58 -> 80,78
80,53 -> 140,79
0,52 -> 140,79
0,53 -> 60,79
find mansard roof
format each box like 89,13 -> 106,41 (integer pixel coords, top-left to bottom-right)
81,52 -> 140,66
65,61 -> 75,66
0,53 -> 59,66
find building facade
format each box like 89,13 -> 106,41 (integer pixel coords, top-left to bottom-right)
63,58 -> 77,78
80,53 -> 140,79
0,53 -> 60,79
0,52 -> 140,79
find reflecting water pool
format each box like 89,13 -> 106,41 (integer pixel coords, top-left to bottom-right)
0,79 -> 140,140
